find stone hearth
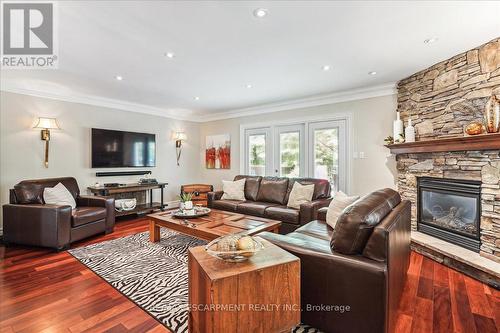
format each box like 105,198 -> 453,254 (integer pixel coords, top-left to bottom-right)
395,37 -> 500,263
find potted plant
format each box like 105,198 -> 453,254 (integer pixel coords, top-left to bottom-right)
179,192 -> 194,210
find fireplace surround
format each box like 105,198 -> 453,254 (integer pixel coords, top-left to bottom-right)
417,177 -> 481,252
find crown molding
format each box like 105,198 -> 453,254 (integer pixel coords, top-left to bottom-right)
197,82 -> 397,122
0,80 -> 195,122
1,80 -> 396,123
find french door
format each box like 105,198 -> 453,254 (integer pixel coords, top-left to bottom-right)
244,127 -> 272,176
308,120 -> 346,192
274,124 -> 305,178
243,118 -> 348,192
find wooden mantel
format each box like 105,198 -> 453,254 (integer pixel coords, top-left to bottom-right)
385,133 -> 500,154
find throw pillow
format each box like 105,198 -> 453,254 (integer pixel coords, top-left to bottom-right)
326,191 -> 359,229
43,182 -> 77,209
287,182 -> 315,209
13,183 -> 44,204
221,179 -> 246,201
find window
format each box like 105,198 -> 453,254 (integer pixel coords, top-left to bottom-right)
244,128 -> 272,176
242,117 -> 349,192
248,134 -> 266,176
275,124 -> 305,177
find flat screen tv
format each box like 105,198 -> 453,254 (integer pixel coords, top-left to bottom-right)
91,128 -> 156,168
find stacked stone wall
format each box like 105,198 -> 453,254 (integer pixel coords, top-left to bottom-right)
396,38 -> 500,262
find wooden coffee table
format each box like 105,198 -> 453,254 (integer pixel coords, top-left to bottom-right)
148,209 -> 281,242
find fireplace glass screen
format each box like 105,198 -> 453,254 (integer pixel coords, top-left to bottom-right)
417,177 -> 481,252
420,190 -> 478,237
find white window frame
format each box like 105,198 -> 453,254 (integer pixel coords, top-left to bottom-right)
240,113 -> 352,193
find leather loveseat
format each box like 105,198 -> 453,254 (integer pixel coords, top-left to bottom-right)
260,188 -> 411,333
3,177 -> 115,250
207,175 -> 332,234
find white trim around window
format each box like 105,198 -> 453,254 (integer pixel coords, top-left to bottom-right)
239,113 -> 353,194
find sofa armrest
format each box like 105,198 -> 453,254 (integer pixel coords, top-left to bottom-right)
2,204 -> 72,249
77,195 -> 115,233
207,191 -> 224,208
299,198 -> 332,225
259,231 -> 387,333
317,207 -> 328,221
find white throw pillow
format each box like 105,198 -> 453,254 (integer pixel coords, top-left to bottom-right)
326,191 -> 359,229
221,179 -> 246,201
287,182 -> 315,209
43,182 -> 77,209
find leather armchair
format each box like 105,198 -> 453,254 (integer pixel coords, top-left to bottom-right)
260,189 -> 411,333
3,177 -> 115,250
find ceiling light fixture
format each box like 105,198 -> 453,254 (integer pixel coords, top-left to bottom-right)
115,75 -> 123,81
194,96 -> 200,101
424,37 -> 438,44
246,84 -> 253,88
253,8 -> 268,18
322,65 -> 331,71
165,52 -> 175,58
368,71 -> 377,76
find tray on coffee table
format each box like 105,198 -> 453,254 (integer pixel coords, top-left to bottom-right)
148,208 -> 281,242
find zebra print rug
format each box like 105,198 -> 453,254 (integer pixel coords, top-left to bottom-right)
69,230 -> 321,333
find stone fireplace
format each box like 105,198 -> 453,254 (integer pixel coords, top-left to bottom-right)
417,177 -> 481,252
395,37 -> 500,263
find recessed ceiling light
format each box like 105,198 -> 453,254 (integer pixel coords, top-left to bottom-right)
322,65 -> 331,71
253,8 -> 268,18
194,96 -> 200,101
368,71 -> 377,76
246,84 -> 253,88
165,52 -> 175,58
424,37 -> 438,44
115,75 -> 123,81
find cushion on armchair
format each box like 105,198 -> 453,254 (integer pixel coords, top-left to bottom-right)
43,182 -> 77,209
13,183 -> 44,204
72,207 -> 107,227
326,191 -> 359,229
331,189 -> 401,255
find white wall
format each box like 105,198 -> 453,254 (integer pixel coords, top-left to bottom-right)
199,94 -> 398,196
0,91 -> 201,229
0,91 -> 398,231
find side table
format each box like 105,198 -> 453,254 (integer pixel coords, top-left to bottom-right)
188,238 -> 300,333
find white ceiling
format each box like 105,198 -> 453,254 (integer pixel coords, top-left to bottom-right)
1,1 -> 499,121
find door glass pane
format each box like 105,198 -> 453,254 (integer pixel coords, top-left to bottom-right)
248,134 -> 266,176
313,128 -> 339,190
279,132 -> 300,177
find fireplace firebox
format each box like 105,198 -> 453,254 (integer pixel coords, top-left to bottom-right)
417,177 -> 481,252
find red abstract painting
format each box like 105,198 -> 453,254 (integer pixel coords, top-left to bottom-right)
206,134 -> 230,169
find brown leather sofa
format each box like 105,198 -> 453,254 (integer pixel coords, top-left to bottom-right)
207,175 -> 332,234
3,177 -> 115,250
260,188 -> 411,333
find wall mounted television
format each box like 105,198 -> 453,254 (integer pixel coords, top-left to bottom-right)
91,128 -> 156,168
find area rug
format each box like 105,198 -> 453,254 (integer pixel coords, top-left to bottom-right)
69,230 -> 321,333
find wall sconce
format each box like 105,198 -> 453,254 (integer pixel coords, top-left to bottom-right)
33,117 -> 60,168
172,131 -> 187,166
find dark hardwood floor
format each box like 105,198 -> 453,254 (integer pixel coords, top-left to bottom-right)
1,217 -> 499,333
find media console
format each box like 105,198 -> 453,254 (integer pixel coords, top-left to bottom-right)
88,182 -> 168,217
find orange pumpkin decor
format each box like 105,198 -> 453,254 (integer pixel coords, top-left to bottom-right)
465,122 -> 484,136
206,134 -> 231,169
